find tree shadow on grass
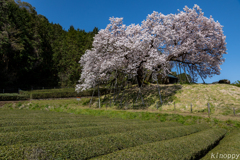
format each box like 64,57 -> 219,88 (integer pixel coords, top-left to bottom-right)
98,84 -> 183,110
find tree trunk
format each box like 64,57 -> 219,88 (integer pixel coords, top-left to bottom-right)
176,63 -> 180,83
196,67 -> 205,84
145,70 -> 152,83
179,63 -> 182,83
89,85 -> 95,108
157,76 -> 163,105
136,66 -> 144,87
183,66 -> 191,84
120,79 -> 127,108
98,84 -> 100,108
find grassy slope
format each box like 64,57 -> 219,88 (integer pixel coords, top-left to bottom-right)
2,83 -> 240,115
95,83 -> 240,116
173,84 -> 240,115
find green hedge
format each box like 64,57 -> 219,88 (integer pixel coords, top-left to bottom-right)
0,93 -> 29,101
0,119 -> 172,133
20,87 -> 109,99
0,122 -> 181,146
202,129 -> 240,159
0,124 -> 209,159
95,128 -> 226,160
0,118 -> 129,127
0,114 -> 162,127
0,121 -> 131,133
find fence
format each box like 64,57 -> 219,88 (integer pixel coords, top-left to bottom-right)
87,95 -> 239,117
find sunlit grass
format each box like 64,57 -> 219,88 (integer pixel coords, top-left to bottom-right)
2,83 -> 240,118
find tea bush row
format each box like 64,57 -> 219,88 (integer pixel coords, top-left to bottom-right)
202,129 -> 240,159
0,115 -> 161,127
0,119 -> 169,133
95,128 -> 226,160
0,110 -> 144,122
0,109 -> 108,119
0,114 -> 147,127
0,122 -> 181,146
0,124 -> 209,159
0,114 -> 128,122
0,119 -> 99,127
20,87 -> 108,99
0,121 -> 134,133
0,93 -> 29,101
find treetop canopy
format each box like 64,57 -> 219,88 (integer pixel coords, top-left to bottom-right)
76,4 -> 227,92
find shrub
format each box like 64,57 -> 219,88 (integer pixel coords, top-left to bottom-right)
0,124 -> 209,159
20,87 -> 108,99
0,93 -> 29,101
232,80 -> 240,87
0,122 -> 181,146
97,128 -> 226,160
202,129 -> 240,159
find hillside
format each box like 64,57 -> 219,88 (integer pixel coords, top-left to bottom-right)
96,83 -> 240,117
173,84 -> 240,114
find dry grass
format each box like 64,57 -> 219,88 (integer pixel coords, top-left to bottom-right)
98,83 -> 240,117
171,84 -> 240,116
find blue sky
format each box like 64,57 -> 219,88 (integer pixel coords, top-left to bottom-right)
22,0 -> 240,84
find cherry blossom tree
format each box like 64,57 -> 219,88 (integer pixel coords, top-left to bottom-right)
76,4 -> 227,92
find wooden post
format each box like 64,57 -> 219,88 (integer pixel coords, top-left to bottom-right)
98,84 -> 100,108
191,103 -> 192,113
233,107 -> 236,116
89,86 -> 95,108
207,103 -> 210,118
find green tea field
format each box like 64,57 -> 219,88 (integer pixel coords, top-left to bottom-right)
0,108 -> 236,160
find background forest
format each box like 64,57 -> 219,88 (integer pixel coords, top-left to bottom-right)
0,0 -> 98,89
